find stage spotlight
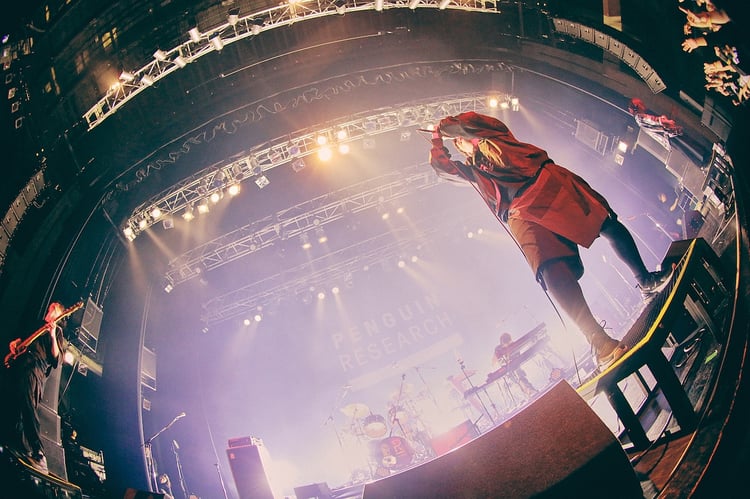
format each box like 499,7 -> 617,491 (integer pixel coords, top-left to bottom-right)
243,318 -> 251,326
123,226 -> 135,241
318,147 -> 333,161
336,129 -> 348,141
397,259 -> 406,268
140,75 -> 154,86
409,0 -> 420,9
138,218 -> 148,230
119,71 -> 135,82
488,97 -> 499,108
338,143 -> 350,154
210,191 -> 222,204
188,27 -> 201,43
153,49 -> 168,61
197,201 -> 210,214
511,97 -> 520,111
210,36 -> 224,51
332,286 -> 340,295
335,0 -> 346,15
315,227 -> 327,244
439,0 -> 451,9
300,233 -> 312,250
183,206 -> 195,221
164,283 -> 174,293
316,135 -> 328,145
228,8 -> 240,25
255,175 -> 270,189
227,183 -> 241,196
174,56 -> 187,68
375,0 -> 384,11
317,291 -> 326,300
150,207 -> 162,219
617,140 -> 629,153
292,158 -> 306,172
254,314 -> 262,322
162,217 -> 174,230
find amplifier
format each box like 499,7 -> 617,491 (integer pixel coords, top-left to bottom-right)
227,436 -> 263,448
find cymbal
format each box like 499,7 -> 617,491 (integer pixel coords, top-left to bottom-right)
389,383 -> 415,400
340,402 -> 369,418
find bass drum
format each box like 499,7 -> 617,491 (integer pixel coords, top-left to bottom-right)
363,414 -> 388,438
371,436 -> 414,470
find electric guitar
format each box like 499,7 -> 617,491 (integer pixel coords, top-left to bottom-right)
4,301 -> 84,368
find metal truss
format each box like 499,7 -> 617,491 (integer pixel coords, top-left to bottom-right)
165,162 -> 440,286
127,93 -> 492,237
83,0 -> 501,130
201,227 -> 434,326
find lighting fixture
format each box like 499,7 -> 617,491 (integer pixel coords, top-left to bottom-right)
188,27 -> 201,43
183,206 -> 195,221
439,0 -> 451,9
255,175 -> 270,189
141,75 -> 154,86
153,49 -> 167,61
317,147 -> 333,161
210,36 -> 224,51
119,71 -> 135,82
228,8 -> 240,25
174,56 -> 187,68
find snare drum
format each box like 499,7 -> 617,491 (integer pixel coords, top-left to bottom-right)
363,414 -> 388,438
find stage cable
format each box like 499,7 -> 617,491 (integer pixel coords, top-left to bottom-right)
417,130 -> 585,384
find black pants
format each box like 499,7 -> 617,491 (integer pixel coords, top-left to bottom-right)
0,361 -> 46,457
539,216 -> 650,343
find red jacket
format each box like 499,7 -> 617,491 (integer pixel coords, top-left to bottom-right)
430,112 -> 611,248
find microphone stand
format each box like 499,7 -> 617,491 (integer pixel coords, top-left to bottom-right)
172,440 -> 190,499
143,413 -> 185,492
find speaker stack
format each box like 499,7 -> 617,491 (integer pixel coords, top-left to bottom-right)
226,437 -> 274,499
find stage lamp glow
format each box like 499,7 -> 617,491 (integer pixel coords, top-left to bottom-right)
318,147 -> 333,161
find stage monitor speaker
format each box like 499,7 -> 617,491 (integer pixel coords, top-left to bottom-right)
362,381 -> 642,499
123,490 -> 164,499
227,443 -> 274,499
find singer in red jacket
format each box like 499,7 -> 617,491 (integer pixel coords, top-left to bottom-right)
428,112 -> 669,368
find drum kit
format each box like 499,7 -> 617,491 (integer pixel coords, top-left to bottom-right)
338,390 -> 435,478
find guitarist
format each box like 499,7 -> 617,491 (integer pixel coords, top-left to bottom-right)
0,301 -> 66,474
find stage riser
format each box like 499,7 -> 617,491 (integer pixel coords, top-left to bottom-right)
362,381 -> 642,498
0,448 -> 81,499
